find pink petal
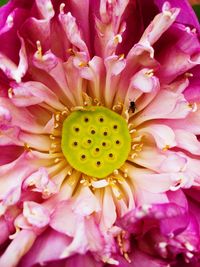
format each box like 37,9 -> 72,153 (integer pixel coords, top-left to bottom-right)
17,228 -> 70,267
23,201 -> 50,228
175,129 -> 200,155
134,90 -> 190,126
139,124 -> 176,149
0,230 -> 36,267
35,0 -> 54,20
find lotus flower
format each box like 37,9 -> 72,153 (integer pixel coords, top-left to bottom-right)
0,0 -> 200,266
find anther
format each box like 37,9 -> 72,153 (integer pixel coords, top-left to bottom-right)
114,34 -> 122,44
60,3 -> 65,14
131,153 -> 137,159
163,9 -> 173,18
188,102 -> 197,112
129,129 -> 136,134
82,92 -> 93,106
61,109 -> 69,116
162,145 -> 170,151
9,227 -> 20,240
8,88 -> 13,98
36,40 -> 42,59
51,143 -> 57,149
112,102 -> 123,112
50,134 -> 56,140
145,69 -> 154,77
113,169 -> 119,175
124,110 -> 129,122
124,169 -> 128,178
55,113 -> 61,122
78,62 -> 89,68
185,72 -> 193,78
94,98 -> 101,106
67,48 -> 75,56
54,158 -> 61,163
24,143 -> 31,151
118,54 -> 124,60
54,123 -> 60,129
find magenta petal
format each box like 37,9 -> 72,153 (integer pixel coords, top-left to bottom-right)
154,0 -> 200,32
117,203 -> 189,236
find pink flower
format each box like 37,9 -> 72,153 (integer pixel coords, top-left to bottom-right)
0,0 -> 199,266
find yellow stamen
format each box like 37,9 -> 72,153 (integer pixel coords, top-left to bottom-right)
36,40 -> 42,59
145,69 -> 154,77
8,88 -> 13,98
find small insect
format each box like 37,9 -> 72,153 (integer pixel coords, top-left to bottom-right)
128,101 -> 136,113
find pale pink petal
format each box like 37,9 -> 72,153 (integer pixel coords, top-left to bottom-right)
0,230 -> 36,267
100,187 -> 117,229
23,201 -> 50,228
19,228 -> 71,267
0,98 -> 48,134
59,12 -> 89,57
0,37 -> 27,83
175,129 -> 200,155
133,90 -> 190,126
130,3 -> 180,58
138,124 -> 176,149
134,146 -> 187,173
130,68 -> 160,93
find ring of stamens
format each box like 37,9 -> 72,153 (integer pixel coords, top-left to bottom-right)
61,106 -> 131,178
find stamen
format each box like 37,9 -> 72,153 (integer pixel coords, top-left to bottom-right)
54,123 -> 60,129
9,227 -> 20,240
112,102 -> 123,112
67,48 -> 76,56
163,9 -> 173,18
145,69 -> 154,77
162,145 -> 170,151
113,169 -> 119,175
82,92 -> 93,106
60,3 -> 65,14
8,88 -> 13,98
54,158 -> 61,163
114,34 -> 122,44
118,54 -> 124,60
36,40 -> 42,59
55,113 -> 61,122
124,110 -> 129,122
50,134 -> 56,140
123,169 -> 128,178
130,153 -> 137,159
78,62 -> 89,68
94,98 -> 101,106
61,108 -> 70,116
24,143 -> 31,151
117,231 -> 131,263
188,102 -> 197,112
185,72 -> 193,78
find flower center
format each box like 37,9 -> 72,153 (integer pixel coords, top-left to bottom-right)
61,106 -> 131,178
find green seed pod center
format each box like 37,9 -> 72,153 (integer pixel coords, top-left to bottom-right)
61,107 -> 131,178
